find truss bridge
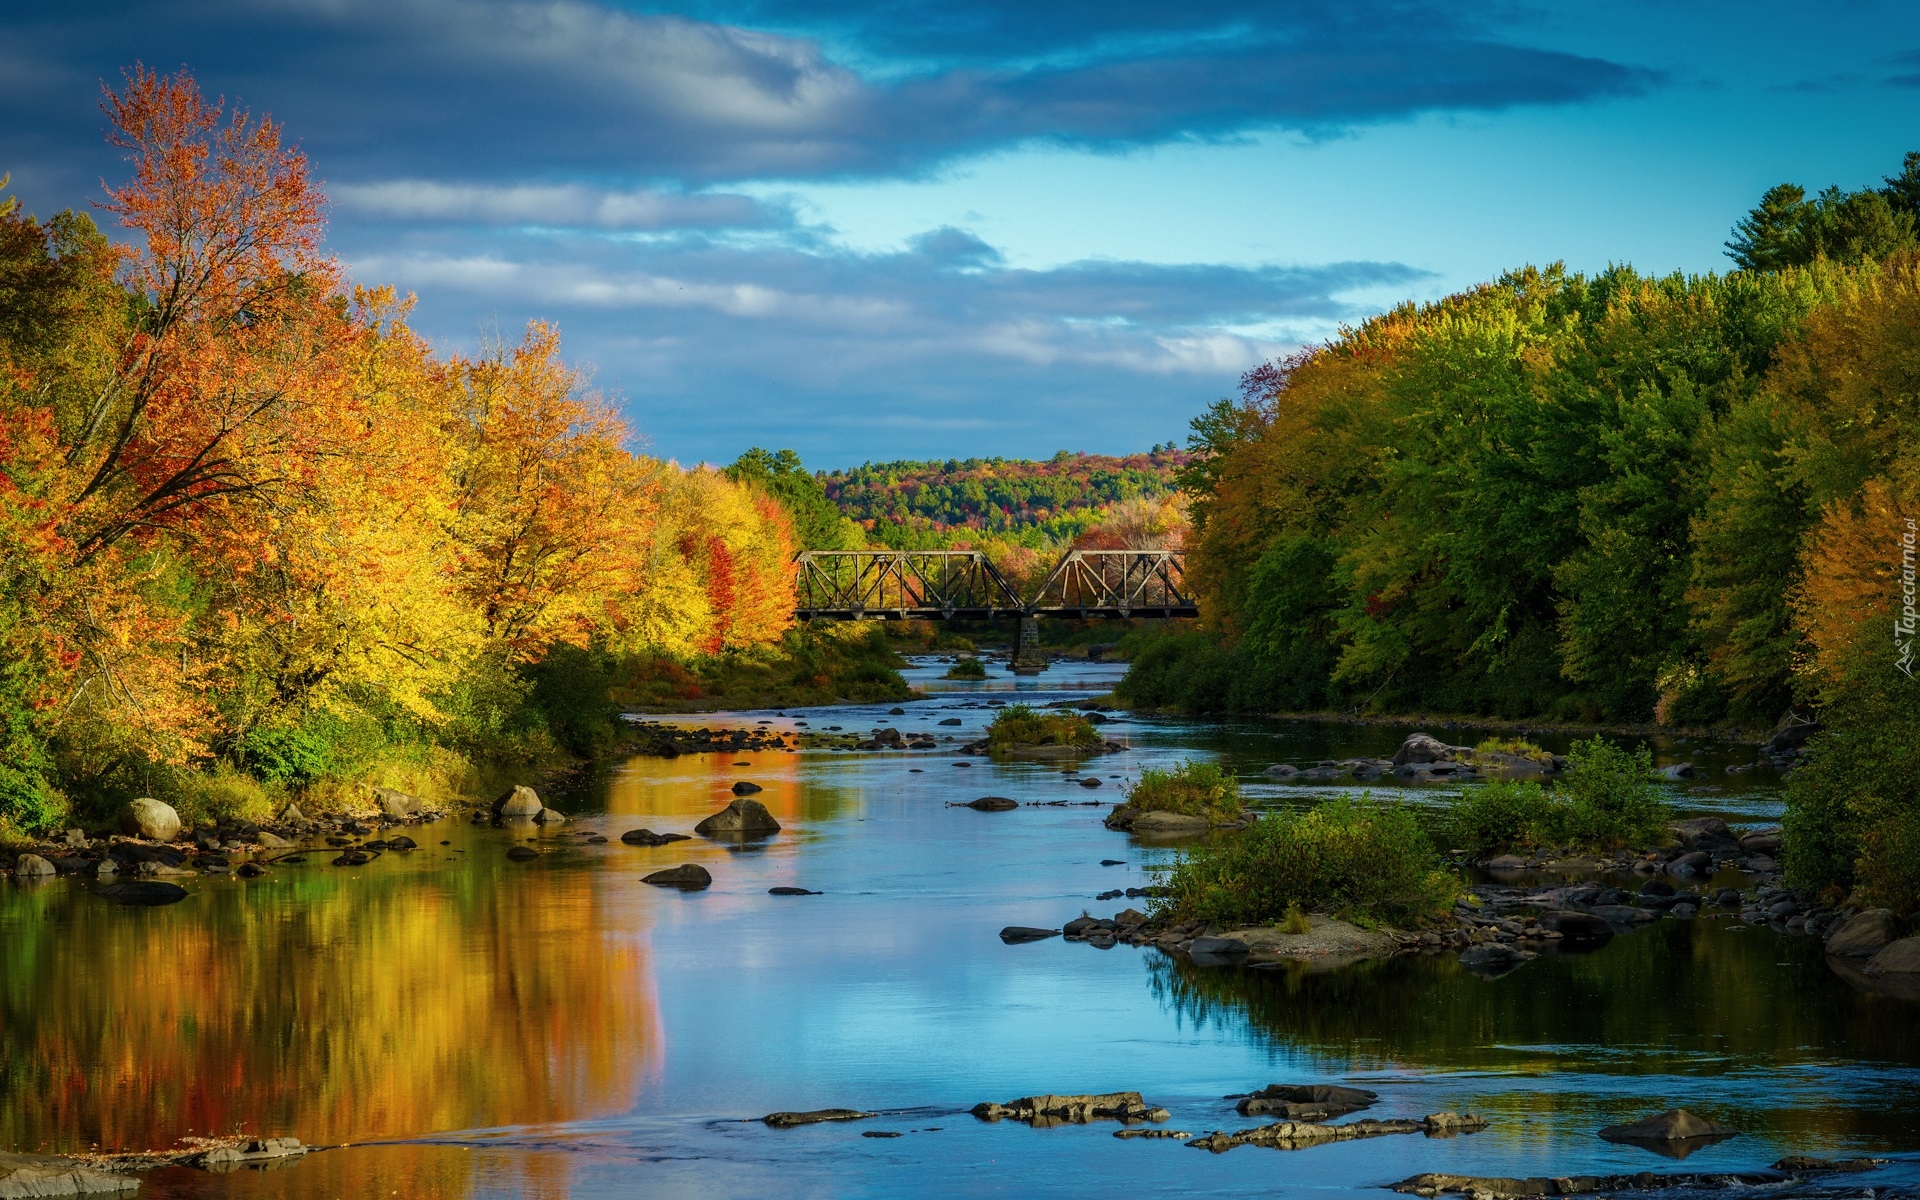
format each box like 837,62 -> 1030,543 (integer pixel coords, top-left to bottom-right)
793,549 -> 1198,620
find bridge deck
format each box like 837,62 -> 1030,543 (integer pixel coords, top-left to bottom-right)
792,549 -> 1198,621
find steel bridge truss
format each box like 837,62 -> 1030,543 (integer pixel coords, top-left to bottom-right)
793,549 -> 1197,620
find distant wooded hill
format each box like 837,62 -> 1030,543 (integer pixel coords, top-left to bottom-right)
820,448 -> 1187,548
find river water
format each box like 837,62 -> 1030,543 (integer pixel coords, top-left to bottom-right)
3,659 -> 1917,1199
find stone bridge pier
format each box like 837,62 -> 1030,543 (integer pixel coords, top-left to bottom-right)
1010,615 -> 1049,674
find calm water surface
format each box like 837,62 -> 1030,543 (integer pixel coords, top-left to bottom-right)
3,659 -> 1917,1199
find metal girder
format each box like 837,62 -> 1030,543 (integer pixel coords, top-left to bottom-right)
794,550 -> 1026,619
793,548 -> 1198,619
1027,549 -> 1198,618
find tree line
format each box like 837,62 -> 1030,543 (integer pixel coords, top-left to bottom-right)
0,68 -> 798,835
1122,153 -> 1920,910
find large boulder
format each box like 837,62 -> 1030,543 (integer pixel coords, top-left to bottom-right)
1538,910 -> 1614,944
1670,817 -> 1739,852
12,854 -> 55,879
118,798 -> 182,842
1826,909 -> 1903,959
494,785 -> 543,819
1864,937 -> 1920,976
1392,733 -> 1463,766
373,787 -> 421,820
694,797 -> 781,838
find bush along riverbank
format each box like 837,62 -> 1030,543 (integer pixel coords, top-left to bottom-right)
1029,731 -> 1920,989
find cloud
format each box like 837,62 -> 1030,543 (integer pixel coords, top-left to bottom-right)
331,180 -> 789,229
341,228 -> 1427,461
0,0 -> 1658,189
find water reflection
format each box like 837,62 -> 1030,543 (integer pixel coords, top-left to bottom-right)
0,838 -> 658,1168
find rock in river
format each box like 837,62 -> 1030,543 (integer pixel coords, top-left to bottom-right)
1237,1084 -> 1377,1119
1826,909 -> 1903,958
12,854 -> 55,879
965,796 -> 1019,811
1865,936 -> 1920,976
1598,1109 -> 1738,1148
0,1152 -> 139,1196
644,863 -> 712,889
118,797 -> 182,842
768,886 -> 820,895
731,781 -> 764,795
972,1092 -> 1168,1125
495,785 -> 544,819
999,926 -> 1061,943
695,798 -> 781,838
505,846 -> 539,861
763,1109 -> 875,1127
621,829 -> 691,846
96,881 -> 189,906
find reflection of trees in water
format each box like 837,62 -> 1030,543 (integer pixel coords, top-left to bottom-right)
602,748 -> 866,825
1149,922 -> 1920,1147
0,861 -> 658,1179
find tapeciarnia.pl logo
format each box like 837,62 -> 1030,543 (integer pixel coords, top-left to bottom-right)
1900,516 -> 1917,678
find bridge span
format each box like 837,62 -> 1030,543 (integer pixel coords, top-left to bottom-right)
792,549 -> 1196,672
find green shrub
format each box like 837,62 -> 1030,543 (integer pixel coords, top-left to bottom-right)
1157,798 -> 1456,929
1124,759 -> 1243,819
1559,736 -> 1669,849
944,657 -> 988,680
1471,737 -> 1553,762
1781,623 -> 1920,910
986,704 -> 1100,749
528,643 -> 622,756
1442,779 -> 1558,856
159,762 -> 280,827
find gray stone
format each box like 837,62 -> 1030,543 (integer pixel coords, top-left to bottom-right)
998,926 -> 1061,943
1459,943 -> 1530,975
1670,817 -> 1739,851
197,1138 -> 306,1171
374,788 -> 421,820
620,829 -> 690,846
965,797 -> 1019,811
731,781 -> 764,795
256,831 -> 294,850
12,854 -> 55,879
1826,909 -> 1903,958
1864,936 -> 1920,976
0,1153 -> 139,1196
1667,851 -> 1713,877
1740,827 -> 1783,854
763,1109 -> 875,1127
643,863 -> 712,889
1657,763 -> 1697,780
1189,936 -> 1251,961
117,798 -> 182,842
494,785 -> 543,819
1598,1109 -> 1738,1144
1393,732 -> 1463,766
694,798 -> 781,838
534,807 -> 567,824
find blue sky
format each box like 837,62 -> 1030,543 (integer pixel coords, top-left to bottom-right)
3,1 -> 1918,468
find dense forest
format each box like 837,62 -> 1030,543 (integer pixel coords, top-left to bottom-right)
0,68 -> 875,838
1120,153 -> 1920,908
821,449 -> 1186,549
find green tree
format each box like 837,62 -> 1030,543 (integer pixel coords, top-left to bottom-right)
724,447 -> 862,550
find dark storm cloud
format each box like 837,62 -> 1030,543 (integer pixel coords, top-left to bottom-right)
0,0 -> 1656,202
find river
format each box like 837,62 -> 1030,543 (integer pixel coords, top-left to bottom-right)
3,658 -> 1917,1199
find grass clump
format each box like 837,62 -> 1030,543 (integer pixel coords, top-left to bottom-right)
1441,736 -> 1671,856
1157,798 -> 1456,930
1280,901 -> 1312,935
944,657 -> 989,680
1123,759 -> 1243,820
985,704 -> 1100,749
1470,737 -> 1554,763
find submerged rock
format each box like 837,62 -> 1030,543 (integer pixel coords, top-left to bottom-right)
972,1092 -> 1168,1125
763,1109 -> 875,1127
95,881 -> 189,906
505,846 -> 539,861
768,886 -> 820,895
694,798 -> 781,838
1190,1113 -> 1486,1152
